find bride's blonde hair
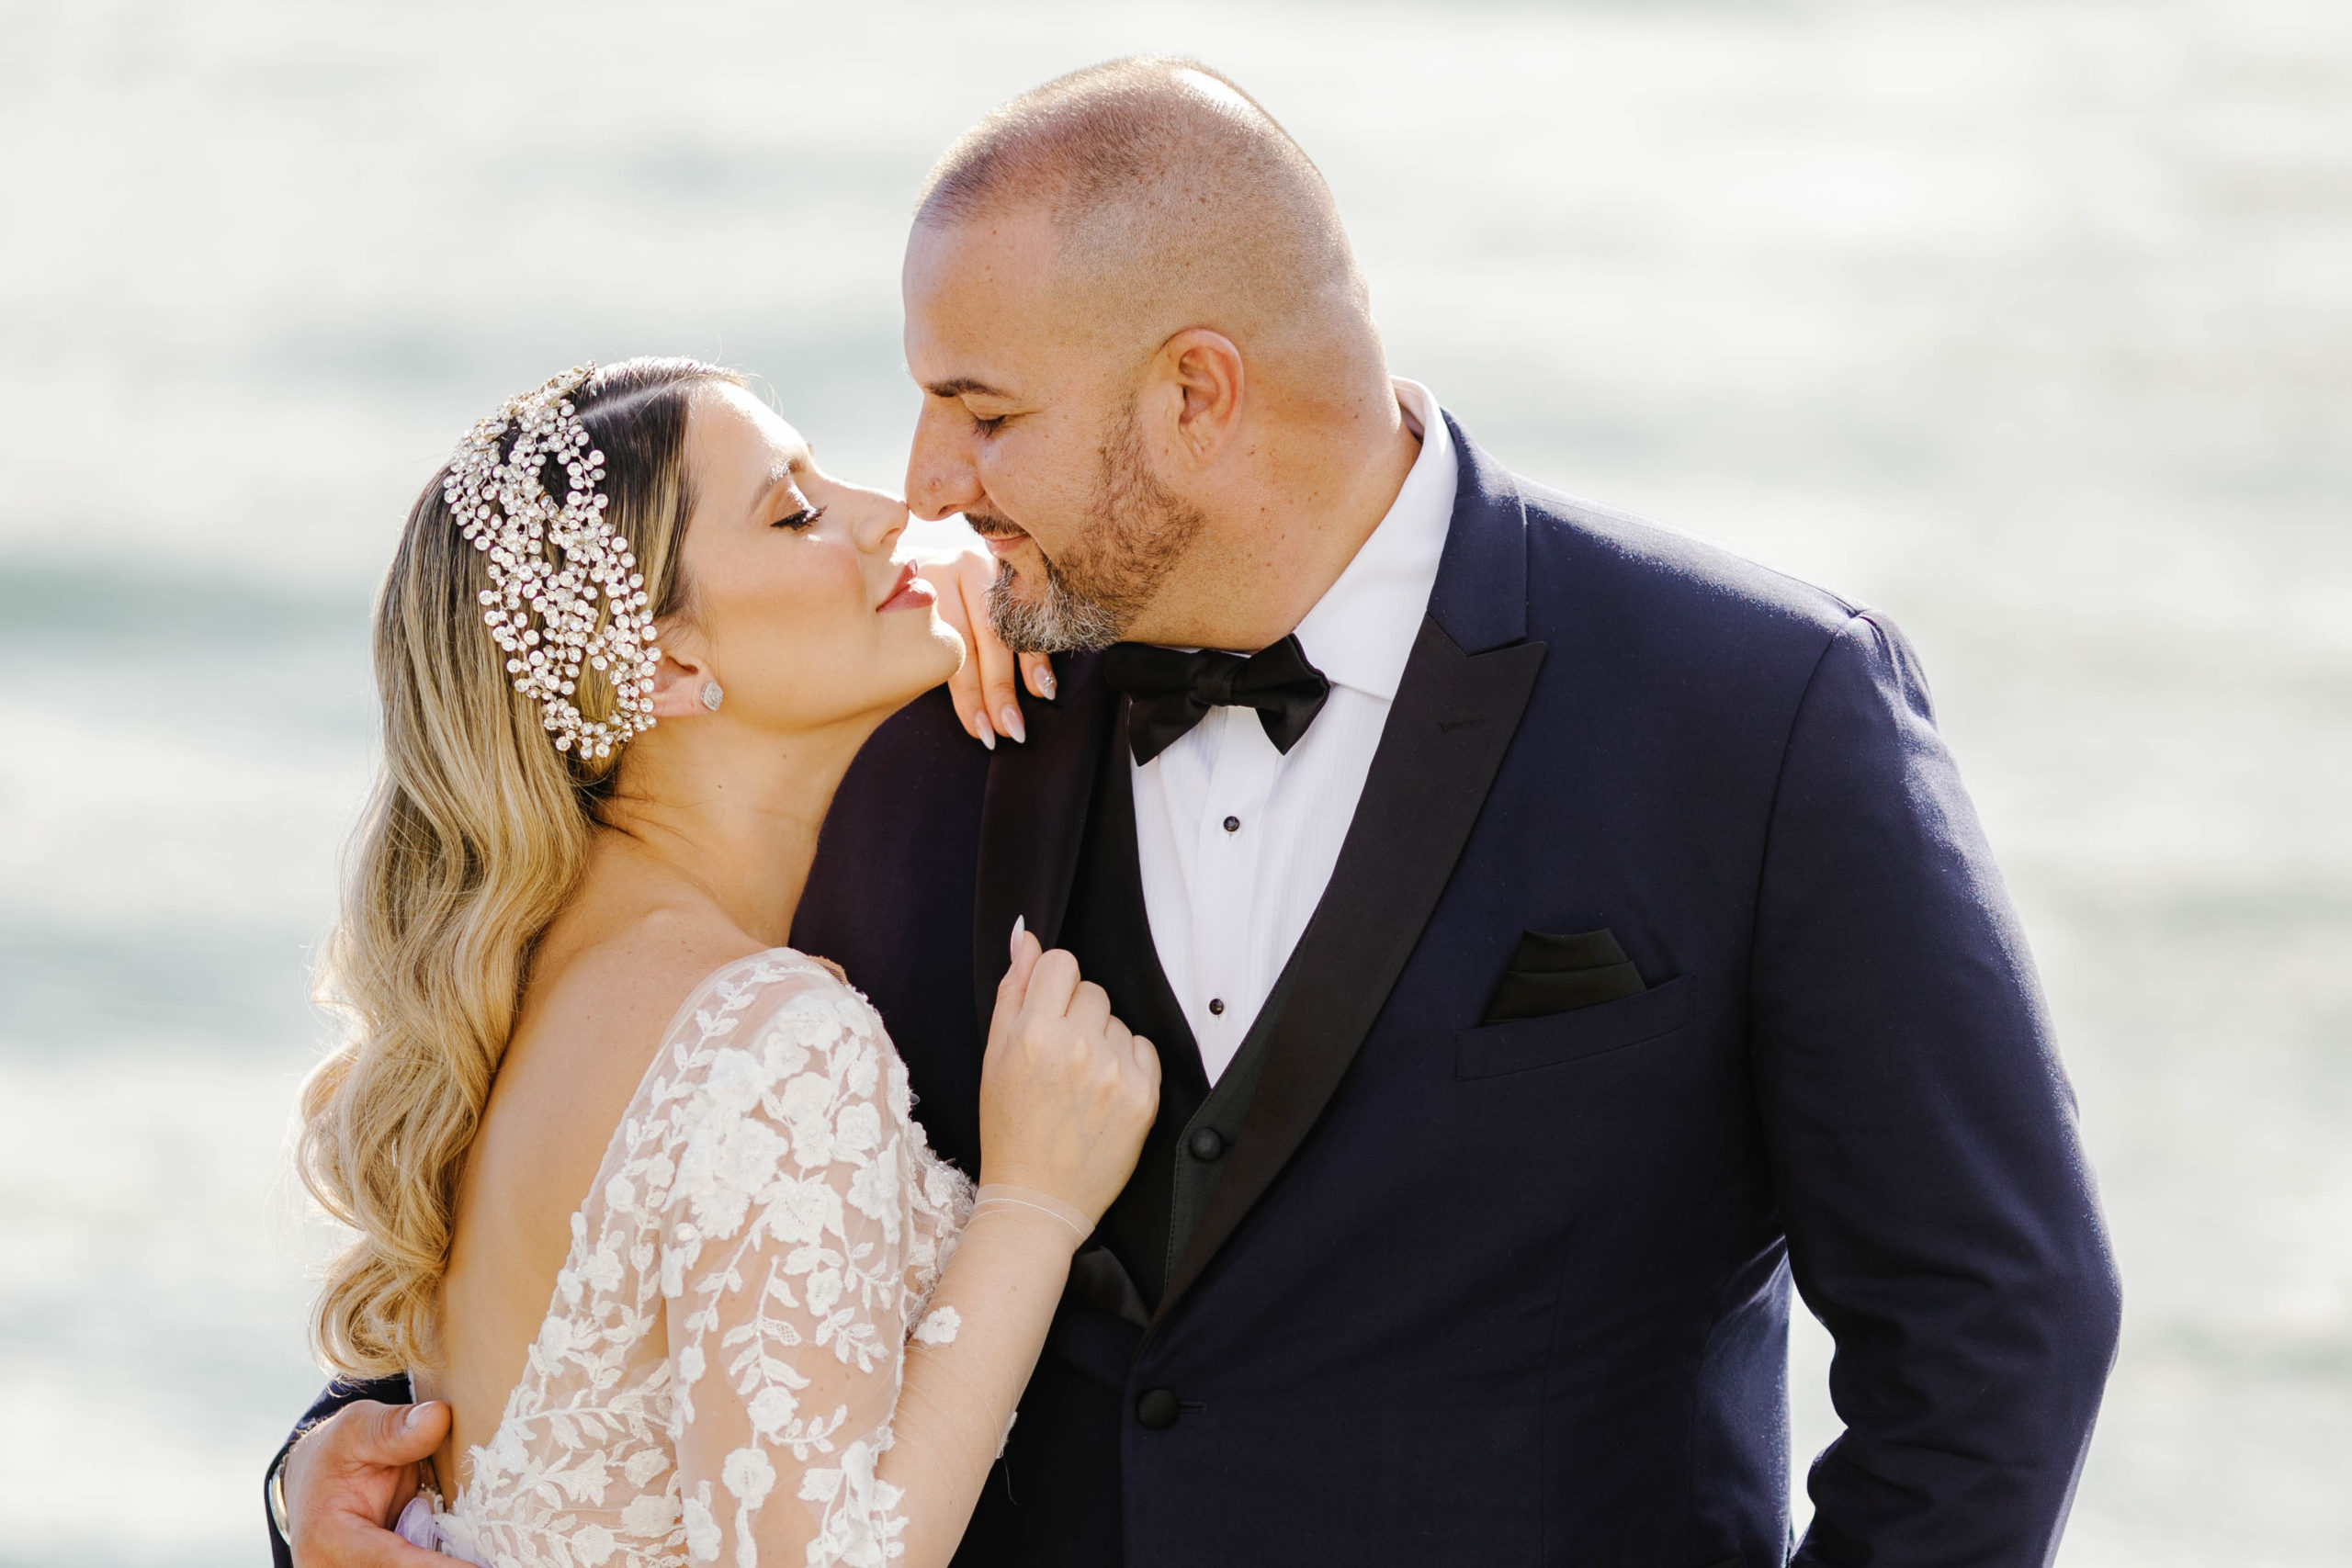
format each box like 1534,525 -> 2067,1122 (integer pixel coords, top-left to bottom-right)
299,356 -> 743,1377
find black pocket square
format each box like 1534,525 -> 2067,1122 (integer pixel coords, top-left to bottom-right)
1482,927 -> 1647,1023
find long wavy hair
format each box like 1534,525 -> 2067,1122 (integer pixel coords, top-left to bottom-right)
299,356 -> 743,1377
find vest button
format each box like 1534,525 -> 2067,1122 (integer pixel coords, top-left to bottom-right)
1188,1127 -> 1225,1162
1136,1388 -> 1181,1430
1207,998 -> 1226,1016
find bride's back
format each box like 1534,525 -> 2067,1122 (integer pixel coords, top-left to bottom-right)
417,845 -> 761,1490
297,354 -> 973,1554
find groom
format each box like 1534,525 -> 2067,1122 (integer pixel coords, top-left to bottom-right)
277,58 -> 2120,1567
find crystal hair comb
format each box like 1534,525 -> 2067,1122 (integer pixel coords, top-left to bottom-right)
443,365 -> 660,759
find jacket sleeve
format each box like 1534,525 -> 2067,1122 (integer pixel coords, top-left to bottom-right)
265,1373 -> 413,1568
1750,611 -> 2121,1566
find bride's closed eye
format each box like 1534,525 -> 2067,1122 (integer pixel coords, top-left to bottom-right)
773,505 -> 826,532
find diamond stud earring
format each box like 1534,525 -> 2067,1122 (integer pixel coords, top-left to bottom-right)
700,681 -> 724,712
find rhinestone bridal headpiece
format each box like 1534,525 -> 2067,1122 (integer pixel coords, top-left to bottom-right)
444,365 -> 659,759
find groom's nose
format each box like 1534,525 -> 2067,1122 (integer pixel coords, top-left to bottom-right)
906,398 -> 982,523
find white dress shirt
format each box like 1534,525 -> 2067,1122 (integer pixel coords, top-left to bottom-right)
1131,378 -> 1457,1083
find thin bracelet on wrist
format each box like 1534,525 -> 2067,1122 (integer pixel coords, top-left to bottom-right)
972,1184 -> 1095,1246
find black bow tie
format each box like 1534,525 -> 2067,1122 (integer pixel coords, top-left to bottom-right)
1101,635 -> 1333,765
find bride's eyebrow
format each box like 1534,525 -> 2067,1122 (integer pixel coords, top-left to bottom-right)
746,452 -> 814,518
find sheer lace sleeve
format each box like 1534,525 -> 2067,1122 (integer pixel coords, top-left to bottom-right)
636,956 -> 967,1568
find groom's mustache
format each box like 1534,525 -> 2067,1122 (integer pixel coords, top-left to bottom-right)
964,510 -> 1034,556
963,509 -> 1024,540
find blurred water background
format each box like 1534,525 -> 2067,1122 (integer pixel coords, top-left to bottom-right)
1,1 -> 2346,1562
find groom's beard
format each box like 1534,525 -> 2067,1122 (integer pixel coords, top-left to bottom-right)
983,402 -> 1204,654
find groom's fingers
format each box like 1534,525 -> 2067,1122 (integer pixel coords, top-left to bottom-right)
334,1399 -> 448,1469
285,1401 -> 450,1567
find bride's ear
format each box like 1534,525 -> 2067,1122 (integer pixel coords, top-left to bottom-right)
645,623 -> 717,719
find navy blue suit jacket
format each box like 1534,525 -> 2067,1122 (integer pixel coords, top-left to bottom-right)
277,420 -> 2119,1567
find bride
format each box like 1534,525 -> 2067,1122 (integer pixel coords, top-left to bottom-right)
295,357 -> 1159,1566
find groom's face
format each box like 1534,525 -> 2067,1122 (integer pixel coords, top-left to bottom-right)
901,209 -> 1204,653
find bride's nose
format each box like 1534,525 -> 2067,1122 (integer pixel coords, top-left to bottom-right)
851,491 -> 911,557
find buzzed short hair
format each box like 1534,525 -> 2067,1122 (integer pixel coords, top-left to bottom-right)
915,57 -> 1358,317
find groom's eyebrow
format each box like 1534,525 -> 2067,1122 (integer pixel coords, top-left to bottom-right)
922,376 -> 1010,400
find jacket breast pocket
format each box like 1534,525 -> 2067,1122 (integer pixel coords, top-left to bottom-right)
1453,975 -> 1694,1080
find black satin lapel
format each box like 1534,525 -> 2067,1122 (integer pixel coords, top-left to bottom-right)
970,651 -> 1114,1034
1154,616 -> 1547,1322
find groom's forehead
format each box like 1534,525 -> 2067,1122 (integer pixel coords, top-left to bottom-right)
902,210 -> 1073,359
905,200 -> 1059,285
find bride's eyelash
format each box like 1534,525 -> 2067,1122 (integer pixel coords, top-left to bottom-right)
773,505 -> 825,532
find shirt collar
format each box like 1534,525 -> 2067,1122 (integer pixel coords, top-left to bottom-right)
1290,378 -> 1455,703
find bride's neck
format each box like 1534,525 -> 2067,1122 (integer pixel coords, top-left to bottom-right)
591,719 -> 868,950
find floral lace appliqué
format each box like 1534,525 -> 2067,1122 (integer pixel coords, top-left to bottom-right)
439,952 -> 973,1568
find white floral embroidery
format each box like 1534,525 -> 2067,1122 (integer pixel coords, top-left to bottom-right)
437,953 -> 973,1567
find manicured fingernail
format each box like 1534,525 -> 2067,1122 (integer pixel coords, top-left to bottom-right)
404,1404 -> 431,1429
972,711 -> 996,750
1037,669 -> 1057,700
1012,915 -> 1025,947
1000,705 -> 1026,745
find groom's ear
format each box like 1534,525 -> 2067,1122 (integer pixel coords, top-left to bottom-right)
1158,328 -> 1246,465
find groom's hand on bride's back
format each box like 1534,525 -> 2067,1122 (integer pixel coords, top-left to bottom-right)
281,1399 -> 449,1567
912,540 -> 1056,750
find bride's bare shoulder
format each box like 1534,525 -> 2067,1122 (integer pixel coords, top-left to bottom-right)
518,903 -> 770,1073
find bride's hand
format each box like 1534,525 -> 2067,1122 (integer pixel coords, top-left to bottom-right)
978,924 -> 1161,1227
912,539 -> 1056,749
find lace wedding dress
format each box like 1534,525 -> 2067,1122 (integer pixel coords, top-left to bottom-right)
423,949 -> 975,1568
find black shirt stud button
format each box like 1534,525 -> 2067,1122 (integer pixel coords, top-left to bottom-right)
1136,1388 -> 1181,1430
1207,998 -> 1226,1016
1223,815 -> 1240,833
1188,1127 -> 1225,1162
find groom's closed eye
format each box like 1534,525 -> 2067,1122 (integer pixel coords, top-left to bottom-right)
960,399 -> 1023,435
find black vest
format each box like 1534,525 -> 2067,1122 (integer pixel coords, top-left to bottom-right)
1062,703 -> 1306,1311
1064,716 -> 1206,1309
972,703 -> 1299,1567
